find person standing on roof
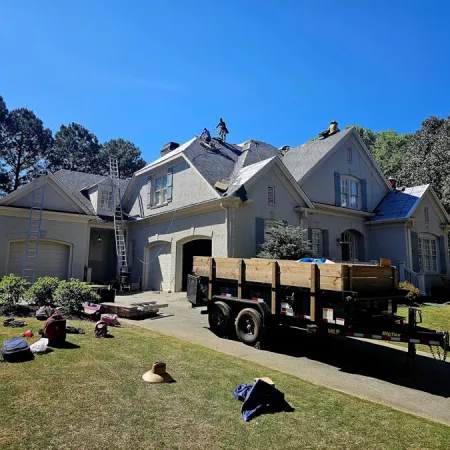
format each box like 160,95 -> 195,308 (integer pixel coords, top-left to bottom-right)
216,118 -> 229,141
200,127 -> 212,143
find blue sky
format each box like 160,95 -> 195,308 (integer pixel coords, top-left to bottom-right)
1,1 -> 450,162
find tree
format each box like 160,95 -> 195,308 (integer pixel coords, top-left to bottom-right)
0,108 -> 53,194
48,123 -> 101,173
258,223 -> 313,260
0,96 -> 9,193
99,138 -> 146,178
399,115 -> 450,211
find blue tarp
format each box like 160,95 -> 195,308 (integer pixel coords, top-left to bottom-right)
234,379 -> 293,421
299,258 -> 327,264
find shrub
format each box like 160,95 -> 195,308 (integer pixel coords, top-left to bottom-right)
399,281 -> 421,302
258,223 -> 313,260
27,277 -> 60,306
54,278 -> 100,315
0,274 -> 30,312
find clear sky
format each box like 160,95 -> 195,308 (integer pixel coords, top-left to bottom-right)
1,1 -> 449,162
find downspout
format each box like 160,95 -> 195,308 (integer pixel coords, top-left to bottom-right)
220,202 -> 231,257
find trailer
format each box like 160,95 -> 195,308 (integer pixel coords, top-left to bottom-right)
187,257 -> 449,362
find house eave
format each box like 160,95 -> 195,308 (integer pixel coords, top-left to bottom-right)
0,205 -> 97,223
310,202 -> 374,218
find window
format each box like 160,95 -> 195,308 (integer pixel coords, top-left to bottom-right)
268,186 -> 275,205
341,231 -> 358,261
346,147 -> 353,163
341,177 -> 360,209
154,175 -> 167,206
100,190 -> 113,210
312,229 -> 323,257
424,207 -> 429,224
418,235 -> 438,272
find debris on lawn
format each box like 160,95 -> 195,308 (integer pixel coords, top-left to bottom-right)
94,321 -> 109,338
1,337 -> 34,362
3,318 -> 27,328
234,378 -> 294,422
38,314 -> 67,347
21,329 -> 34,337
30,338 -> 49,354
36,306 -> 55,321
100,314 -> 121,327
142,361 -> 173,383
66,326 -> 85,334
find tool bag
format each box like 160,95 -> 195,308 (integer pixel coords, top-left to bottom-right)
42,314 -> 66,346
2,337 -> 33,362
94,321 -> 108,338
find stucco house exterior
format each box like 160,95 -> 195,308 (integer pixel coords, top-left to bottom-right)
1,127 -> 449,295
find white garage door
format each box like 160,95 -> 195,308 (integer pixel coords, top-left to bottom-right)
146,243 -> 171,291
8,241 -> 70,280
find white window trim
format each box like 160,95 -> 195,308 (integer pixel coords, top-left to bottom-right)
312,229 -> 323,257
341,176 -> 361,210
153,175 -> 168,207
100,189 -> 113,211
418,233 -> 439,273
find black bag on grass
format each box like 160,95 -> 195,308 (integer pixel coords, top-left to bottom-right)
2,337 -> 33,362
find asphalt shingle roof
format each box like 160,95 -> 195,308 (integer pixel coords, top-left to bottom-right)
282,127 -> 354,182
53,169 -> 129,215
371,185 -> 429,222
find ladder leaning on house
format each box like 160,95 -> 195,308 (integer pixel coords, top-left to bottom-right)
109,157 -> 128,277
22,167 -> 47,283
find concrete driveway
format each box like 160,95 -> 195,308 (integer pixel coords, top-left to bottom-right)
119,292 -> 450,425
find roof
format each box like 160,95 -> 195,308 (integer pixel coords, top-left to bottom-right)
53,169 -> 129,215
228,157 -> 275,192
281,128 -> 354,182
371,185 -> 429,222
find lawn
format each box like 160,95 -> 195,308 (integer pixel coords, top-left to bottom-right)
1,318 -> 450,449
398,305 -> 450,354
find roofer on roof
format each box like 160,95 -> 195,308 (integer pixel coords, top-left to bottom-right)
216,118 -> 229,141
200,128 -> 212,143
318,121 -> 340,140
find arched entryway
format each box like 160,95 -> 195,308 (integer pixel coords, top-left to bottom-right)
180,238 -> 212,291
340,230 -> 364,262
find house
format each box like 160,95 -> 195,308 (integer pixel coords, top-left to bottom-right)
0,169 -> 128,283
1,126 -> 449,295
281,127 -> 450,293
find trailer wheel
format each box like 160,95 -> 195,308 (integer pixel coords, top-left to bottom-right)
236,308 -> 262,346
208,301 -> 232,337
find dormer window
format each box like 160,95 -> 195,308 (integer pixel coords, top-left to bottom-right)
154,175 -> 167,206
100,190 -> 113,210
341,176 -> 360,209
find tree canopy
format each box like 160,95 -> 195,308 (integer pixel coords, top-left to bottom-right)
98,138 -> 146,178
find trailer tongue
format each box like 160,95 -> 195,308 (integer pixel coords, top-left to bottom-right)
188,257 -> 449,362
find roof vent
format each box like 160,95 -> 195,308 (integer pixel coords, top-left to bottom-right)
160,142 -> 180,157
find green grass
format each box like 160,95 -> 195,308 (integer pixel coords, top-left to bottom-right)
398,305 -> 450,354
1,318 -> 450,449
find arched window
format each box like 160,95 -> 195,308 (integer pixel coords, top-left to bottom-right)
341,231 -> 358,261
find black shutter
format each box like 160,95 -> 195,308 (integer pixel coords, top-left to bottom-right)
411,231 -> 420,272
255,217 -> 265,255
439,235 -> 447,274
334,172 -> 341,206
322,230 -> 329,257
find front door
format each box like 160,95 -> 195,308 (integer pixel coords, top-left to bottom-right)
341,231 -> 358,261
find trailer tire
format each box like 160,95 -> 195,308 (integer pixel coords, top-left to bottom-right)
236,308 -> 262,346
208,301 -> 232,337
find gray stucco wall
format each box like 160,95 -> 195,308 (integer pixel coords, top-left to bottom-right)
301,134 -> 388,212
127,158 -> 217,218
367,224 -> 407,267
0,213 -> 89,280
231,167 -> 306,258
12,183 -> 79,214
411,194 -> 445,237
127,208 -> 227,292
306,212 -> 368,261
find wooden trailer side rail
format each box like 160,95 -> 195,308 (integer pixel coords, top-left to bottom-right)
193,257 -> 399,308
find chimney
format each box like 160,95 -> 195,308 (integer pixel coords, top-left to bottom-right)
160,142 -> 180,157
388,177 -> 398,189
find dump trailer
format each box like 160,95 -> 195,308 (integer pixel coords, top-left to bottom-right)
187,257 -> 449,361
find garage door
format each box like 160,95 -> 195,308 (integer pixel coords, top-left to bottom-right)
8,241 -> 70,280
146,243 -> 171,291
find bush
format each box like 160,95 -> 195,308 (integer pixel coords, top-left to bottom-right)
0,274 -> 30,312
27,277 -> 60,306
54,278 -> 100,315
258,223 -> 313,260
399,281 -> 421,302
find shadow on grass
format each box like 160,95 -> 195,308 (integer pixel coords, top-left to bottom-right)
208,326 -> 450,399
49,341 -> 81,350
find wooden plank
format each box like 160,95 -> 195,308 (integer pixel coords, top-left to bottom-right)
350,266 -> 392,278
238,259 -> 244,298
214,258 -> 241,280
244,259 -> 273,283
318,264 -> 343,291
271,261 -> 278,314
392,266 -> 399,289
208,258 -> 215,299
193,256 -> 210,277
341,265 -> 349,291
348,265 -> 354,291
310,264 -> 320,322
278,261 -> 311,288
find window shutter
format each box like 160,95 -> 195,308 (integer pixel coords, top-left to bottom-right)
255,217 -> 265,255
322,230 -> 329,257
146,176 -> 152,208
439,235 -> 447,274
167,167 -> 173,202
411,231 -> 420,272
334,172 -> 341,206
361,179 -> 367,211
